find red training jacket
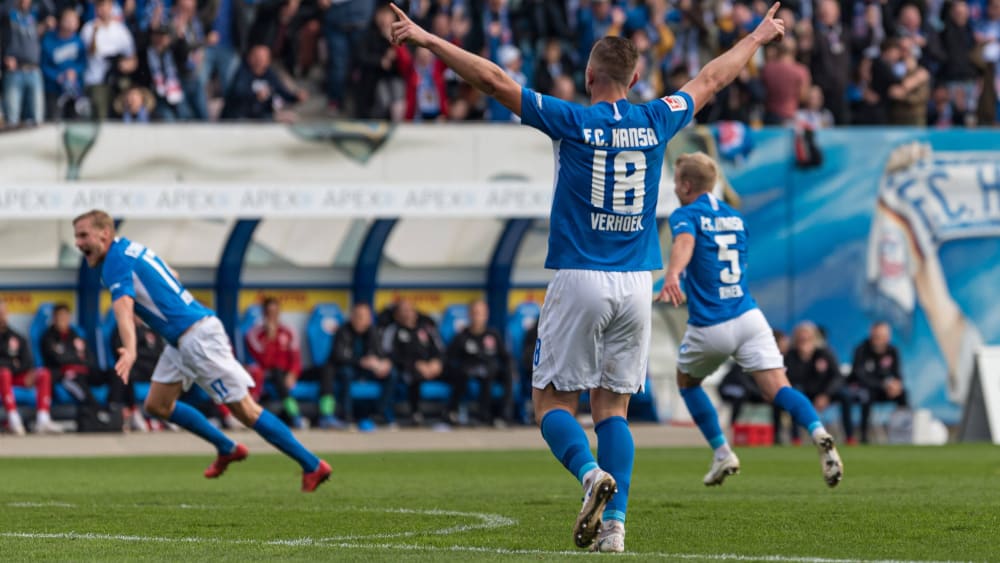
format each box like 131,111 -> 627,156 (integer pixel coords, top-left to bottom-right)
245,323 -> 301,376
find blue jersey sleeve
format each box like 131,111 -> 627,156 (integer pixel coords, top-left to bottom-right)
520,87 -> 580,139
650,91 -> 695,140
102,250 -> 136,302
669,207 -> 697,238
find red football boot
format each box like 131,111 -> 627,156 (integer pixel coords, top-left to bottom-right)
301,460 -> 332,492
204,443 -> 249,478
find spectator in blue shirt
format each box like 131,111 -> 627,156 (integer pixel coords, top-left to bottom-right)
41,7 -> 86,120
1,0 -> 45,126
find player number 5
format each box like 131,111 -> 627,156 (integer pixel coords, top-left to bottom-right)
715,234 -> 741,284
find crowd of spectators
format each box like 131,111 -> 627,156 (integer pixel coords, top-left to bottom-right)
2,0 -> 998,127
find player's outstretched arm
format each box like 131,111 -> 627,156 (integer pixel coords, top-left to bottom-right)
389,3 -> 521,116
112,296 -> 138,383
657,233 -> 695,307
680,2 -> 784,114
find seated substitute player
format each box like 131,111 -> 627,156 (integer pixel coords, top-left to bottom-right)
72,210 -> 331,492
389,1 -> 785,552
444,299 -> 514,428
381,299 -> 445,426
42,303 -> 126,420
325,302 -> 396,429
659,152 -> 843,488
245,296 -> 307,429
842,320 -> 909,444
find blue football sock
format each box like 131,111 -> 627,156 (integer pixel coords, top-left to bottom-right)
680,386 -> 727,450
595,416 -> 633,524
253,410 -> 321,472
168,401 -> 235,455
773,386 -> 823,435
540,409 -> 598,483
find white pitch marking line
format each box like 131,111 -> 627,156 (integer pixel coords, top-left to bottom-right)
2,505 -> 517,542
0,532 -> 968,563
315,508 -> 516,541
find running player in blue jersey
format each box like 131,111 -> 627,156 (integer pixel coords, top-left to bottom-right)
659,153 -> 844,488
389,2 -> 785,552
73,210 -> 332,492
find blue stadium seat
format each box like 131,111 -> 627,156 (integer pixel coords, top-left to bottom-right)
420,380 -> 451,401
133,382 -> 151,403
438,304 -> 469,344
13,386 -> 36,406
306,303 -> 345,366
261,380 -> 321,402
54,383 -> 109,406
234,304 -> 263,364
291,381 -> 320,402
350,380 -> 382,401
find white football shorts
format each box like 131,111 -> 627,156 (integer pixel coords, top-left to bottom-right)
532,269 -> 651,395
151,316 -> 256,404
677,308 -> 784,379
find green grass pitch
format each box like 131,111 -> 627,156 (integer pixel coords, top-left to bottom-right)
1,444 -> 998,561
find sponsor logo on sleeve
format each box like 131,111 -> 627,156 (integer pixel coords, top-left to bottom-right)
663,95 -> 688,112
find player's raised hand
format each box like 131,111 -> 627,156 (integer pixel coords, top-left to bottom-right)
655,273 -> 686,307
389,2 -> 433,47
115,347 -> 135,384
750,2 -> 785,44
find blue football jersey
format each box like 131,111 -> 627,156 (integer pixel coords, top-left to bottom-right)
101,237 -> 215,346
669,193 -> 758,327
520,88 -> 695,271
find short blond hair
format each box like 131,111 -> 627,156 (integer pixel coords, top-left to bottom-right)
675,152 -> 718,194
73,209 -> 115,232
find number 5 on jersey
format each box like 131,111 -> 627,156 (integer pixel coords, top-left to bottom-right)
715,234 -> 741,284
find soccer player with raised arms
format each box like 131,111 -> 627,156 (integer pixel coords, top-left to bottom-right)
660,153 -> 844,488
73,210 -> 332,492
389,1 -> 784,552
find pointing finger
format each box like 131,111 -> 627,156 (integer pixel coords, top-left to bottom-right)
389,2 -> 410,21
766,1 -> 781,19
